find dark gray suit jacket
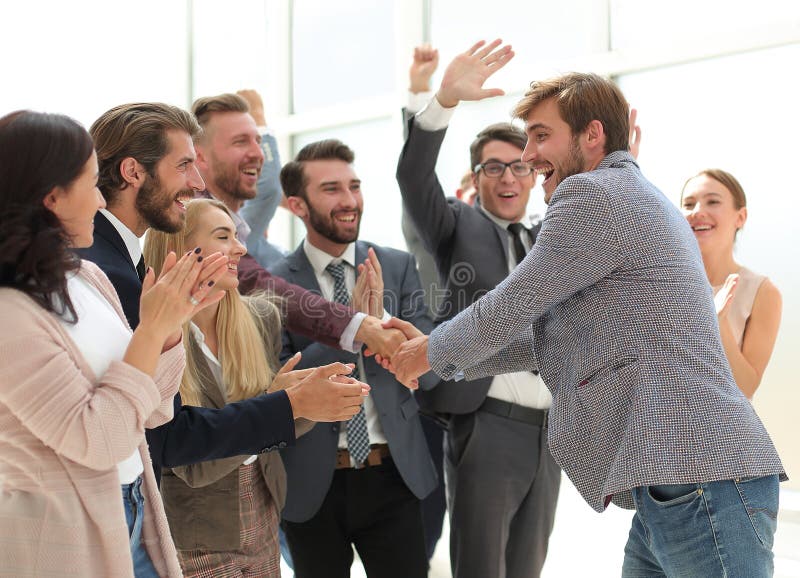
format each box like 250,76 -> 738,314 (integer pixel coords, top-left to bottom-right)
426,151 -> 786,512
270,241 -> 439,522
396,120 -> 539,415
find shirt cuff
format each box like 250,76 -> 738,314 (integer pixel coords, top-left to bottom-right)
243,455 -> 258,465
340,312 -> 367,353
380,310 -> 392,323
407,90 -> 434,115
415,96 -> 456,132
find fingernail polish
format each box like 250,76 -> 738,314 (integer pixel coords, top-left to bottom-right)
207,280 -> 215,286
197,256 -> 203,262
194,247 -> 202,254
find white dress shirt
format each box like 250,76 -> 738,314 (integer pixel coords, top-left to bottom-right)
100,208 -> 143,266
302,239 -> 388,449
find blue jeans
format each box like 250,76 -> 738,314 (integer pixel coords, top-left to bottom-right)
622,474 -> 779,577
122,476 -> 160,578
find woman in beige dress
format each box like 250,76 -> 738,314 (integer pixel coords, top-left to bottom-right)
681,169 -> 782,398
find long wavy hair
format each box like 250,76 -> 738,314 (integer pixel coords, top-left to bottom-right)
0,110 -> 94,321
143,198 -> 280,406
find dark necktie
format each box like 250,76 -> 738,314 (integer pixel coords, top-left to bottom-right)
507,223 -> 528,266
135,255 -> 146,282
325,261 -> 371,465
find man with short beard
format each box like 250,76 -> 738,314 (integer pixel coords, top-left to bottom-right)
78,102 -> 375,485
269,139 -> 438,578
190,93 -> 405,364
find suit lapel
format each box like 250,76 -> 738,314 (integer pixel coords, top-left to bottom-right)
93,212 -> 137,271
286,244 -> 323,295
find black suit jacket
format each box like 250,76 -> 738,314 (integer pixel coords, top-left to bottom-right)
77,211 -> 296,481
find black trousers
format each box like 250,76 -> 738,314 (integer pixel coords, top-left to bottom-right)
282,458 -> 428,578
419,414 -> 447,560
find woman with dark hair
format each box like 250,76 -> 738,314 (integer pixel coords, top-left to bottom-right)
681,169 -> 782,399
0,110 -> 227,577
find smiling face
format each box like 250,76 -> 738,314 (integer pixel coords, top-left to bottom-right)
136,130 -> 204,233
522,98 -> 588,204
681,174 -> 747,251
196,111 -> 264,210
473,140 -> 533,222
186,204 -> 246,292
44,151 -> 106,248
291,159 -> 362,256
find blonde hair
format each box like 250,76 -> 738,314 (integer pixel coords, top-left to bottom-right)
143,198 -> 280,406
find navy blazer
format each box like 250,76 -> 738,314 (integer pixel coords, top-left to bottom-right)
270,241 -> 438,522
77,211 -> 295,481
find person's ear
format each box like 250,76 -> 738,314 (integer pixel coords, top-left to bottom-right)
736,206 -> 748,230
120,157 -> 145,187
42,185 -> 65,212
194,143 -> 209,173
286,195 -> 308,219
583,120 -> 605,151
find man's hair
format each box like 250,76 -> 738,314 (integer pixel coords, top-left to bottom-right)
191,93 -> 250,138
91,103 -> 200,204
513,72 -> 630,154
469,123 -> 527,172
280,139 -> 355,199
682,168 -> 747,210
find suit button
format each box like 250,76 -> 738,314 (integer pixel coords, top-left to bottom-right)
278,442 -> 287,448
533,369 -> 540,375
332,425 -> 339,432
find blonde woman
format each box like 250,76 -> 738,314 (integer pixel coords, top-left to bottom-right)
681,169 -> 782,398
144,199 -> 353,577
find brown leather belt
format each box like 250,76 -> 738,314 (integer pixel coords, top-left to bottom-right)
335,444 -> 390,469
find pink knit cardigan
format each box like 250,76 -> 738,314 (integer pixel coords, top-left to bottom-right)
0,261 -> 184,577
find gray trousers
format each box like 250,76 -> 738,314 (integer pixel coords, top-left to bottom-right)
445,408 -> 561,578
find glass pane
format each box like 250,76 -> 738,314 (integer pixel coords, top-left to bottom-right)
292,0 -> 395,113
610,0 -> 800,52
0,0 -> 189,127
192,0 -> 272,99
430,0 -> 608,88
617,45 -> 800,487
292,117 -> 404,249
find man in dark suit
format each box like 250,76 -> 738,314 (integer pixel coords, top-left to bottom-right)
396,47 -> 560,578
391,41 -> 785,577
270,139 -> 437,578
78,102 -> 376,481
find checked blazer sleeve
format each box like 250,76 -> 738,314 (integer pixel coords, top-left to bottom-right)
428,174 -> 623,380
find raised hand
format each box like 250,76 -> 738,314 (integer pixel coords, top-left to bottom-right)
268,352 -> 316,392
410,43 -> 439,94
353,248 -> 385,318
715,273 -> 739,319
629,108 -> 642,159
436,39 -> 514,108
237,89 -> 266,126
284,362 -> 369,422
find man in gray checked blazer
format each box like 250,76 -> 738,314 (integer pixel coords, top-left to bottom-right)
271,138 -> 437,578
397,54 -> 560,578
388,40 -> 785,577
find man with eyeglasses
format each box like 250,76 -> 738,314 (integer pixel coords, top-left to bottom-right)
396,44 -> 559,578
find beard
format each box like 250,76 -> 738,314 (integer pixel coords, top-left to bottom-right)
136,172 -> 189,233
209,156 -> 258,202
307,200 -> 361,244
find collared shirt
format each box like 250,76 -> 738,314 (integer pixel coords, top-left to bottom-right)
415,101 -> 552,410
302,239 -> 388,449
188,322 -> 257,465
100,208 -> 143,266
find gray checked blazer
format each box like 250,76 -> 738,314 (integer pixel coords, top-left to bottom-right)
396,119 -> 540,416
270,240 -> 439,522
426,151 -> 785,512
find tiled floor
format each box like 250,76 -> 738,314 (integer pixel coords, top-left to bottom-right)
282,475 -> 800,577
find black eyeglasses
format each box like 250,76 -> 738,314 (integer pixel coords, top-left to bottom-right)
473,160 -> 533,178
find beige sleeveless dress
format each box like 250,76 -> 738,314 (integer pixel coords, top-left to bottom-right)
713,266 -> 767,348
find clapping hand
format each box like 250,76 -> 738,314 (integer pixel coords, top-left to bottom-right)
715,273 -> 739,319
353,248 -> 385,318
